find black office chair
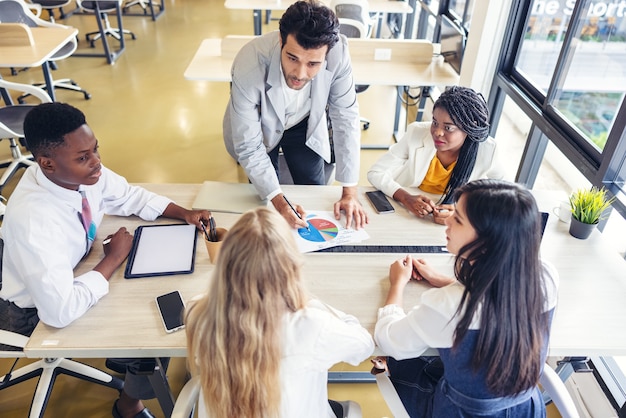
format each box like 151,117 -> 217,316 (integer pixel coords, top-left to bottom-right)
0,236 -> 125,417
331,0 -> 373,130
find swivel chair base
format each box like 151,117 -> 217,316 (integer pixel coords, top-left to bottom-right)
123,0 -> 164,20
0,357 -> 124,418
85,12 -> 136,48
18,79 -> 91,103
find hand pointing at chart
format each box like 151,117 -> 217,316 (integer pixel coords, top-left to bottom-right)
271,193 -> 309,229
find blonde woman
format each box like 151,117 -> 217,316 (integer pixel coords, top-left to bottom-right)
185,207 -> 374,418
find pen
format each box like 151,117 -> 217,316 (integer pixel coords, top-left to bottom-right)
283,195 -> 310,231
200,221 -> 212,242
102,238 -> 112,245
209,217 -> 218,242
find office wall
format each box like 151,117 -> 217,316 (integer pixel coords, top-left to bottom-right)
460,0 -> 512,97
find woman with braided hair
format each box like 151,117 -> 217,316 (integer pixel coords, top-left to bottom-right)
368,86 -> 504,224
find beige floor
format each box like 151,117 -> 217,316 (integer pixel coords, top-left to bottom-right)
0,0 -> 562,416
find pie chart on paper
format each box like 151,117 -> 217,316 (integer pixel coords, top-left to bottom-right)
298,217 -> 339,242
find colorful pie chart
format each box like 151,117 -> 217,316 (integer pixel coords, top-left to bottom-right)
298,217 -> 339,242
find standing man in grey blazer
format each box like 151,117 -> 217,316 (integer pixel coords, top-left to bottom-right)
223,0 -> 368,230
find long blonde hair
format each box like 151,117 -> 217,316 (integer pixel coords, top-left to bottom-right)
185,207 -> 308,418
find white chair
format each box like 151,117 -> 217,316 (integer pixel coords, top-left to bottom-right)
0,79 -> 51,192
0,238 -> 125,418
0,0 -> 91,101
375,363 -> 581,418
171,376 -> 363,418
0,195 -> 6,217
539,363 -> 580,418
331,0 -> 373,38
170,376 -> 200,418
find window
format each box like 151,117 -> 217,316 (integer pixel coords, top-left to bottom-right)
491,0 -> 626,218
448,0 -> 474,30
491,0 -> 626,409
515,0 -> 626,154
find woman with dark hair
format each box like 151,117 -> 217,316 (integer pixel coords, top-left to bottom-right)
367,86 -> 504,224
374,179 -> 559,417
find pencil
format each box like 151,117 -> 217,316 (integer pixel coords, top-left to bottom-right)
209,217 -> 218,242
283,195 -> 310,231
200,221 -> 212,242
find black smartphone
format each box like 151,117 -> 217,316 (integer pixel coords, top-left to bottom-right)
155,291 -> 186,333
365,190 -> 395,214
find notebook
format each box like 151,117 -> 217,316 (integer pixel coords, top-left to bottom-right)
124,223 -> 197,279
191,181 -> 267,213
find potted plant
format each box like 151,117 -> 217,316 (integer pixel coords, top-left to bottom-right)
568,187 -> 615,239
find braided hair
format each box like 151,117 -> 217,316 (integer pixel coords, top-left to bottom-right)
435,86 -> 490,204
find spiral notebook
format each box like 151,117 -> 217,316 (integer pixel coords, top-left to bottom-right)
124,223 -> 197,279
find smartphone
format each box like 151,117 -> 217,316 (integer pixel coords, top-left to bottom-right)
155,291 -> 186,333
365,190 -> 395,214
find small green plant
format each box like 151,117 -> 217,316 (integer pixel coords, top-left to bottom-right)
569,187 -> 615,225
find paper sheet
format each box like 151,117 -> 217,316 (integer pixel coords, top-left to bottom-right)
292,211 -> 370,253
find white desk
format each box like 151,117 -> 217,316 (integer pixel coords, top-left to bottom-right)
24,184 -> 448,359
224,0 -> 414,36
0,26 -> 78,102
184,36 -> 459,143
22,184 -> 626,414
24,184 -> 626,357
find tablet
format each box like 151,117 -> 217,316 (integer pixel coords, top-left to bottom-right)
124,224 -> 197,279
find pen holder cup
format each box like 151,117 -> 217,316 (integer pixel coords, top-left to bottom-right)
204,227 -> 228,264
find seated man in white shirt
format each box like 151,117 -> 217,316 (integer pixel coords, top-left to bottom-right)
0,102 -> 212,418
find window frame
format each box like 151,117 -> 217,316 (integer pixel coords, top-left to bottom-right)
489,0 -> 626,218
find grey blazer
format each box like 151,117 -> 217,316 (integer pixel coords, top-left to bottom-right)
223,31 -> 361,199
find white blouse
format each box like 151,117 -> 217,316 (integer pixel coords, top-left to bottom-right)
198,299 -> 374,417
375,261 -> 559,360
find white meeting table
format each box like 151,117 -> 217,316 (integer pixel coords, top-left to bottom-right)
224,0 -> 414,37
23,183 -> 626,414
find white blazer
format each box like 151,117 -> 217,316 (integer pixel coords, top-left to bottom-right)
367,122 -> 504,198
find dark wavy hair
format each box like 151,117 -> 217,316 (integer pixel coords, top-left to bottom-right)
23,102 -> 87,158
435,86 -> 491,204
279,0 -> 339,50
451,179 -> 548,396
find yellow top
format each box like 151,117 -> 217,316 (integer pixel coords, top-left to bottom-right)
419,155 -> 457,194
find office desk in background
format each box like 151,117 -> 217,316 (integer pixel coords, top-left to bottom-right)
23,183 -> 626,414
224,0 -> 414,37
184,36 -> 460,145
0,25 -> 78,102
